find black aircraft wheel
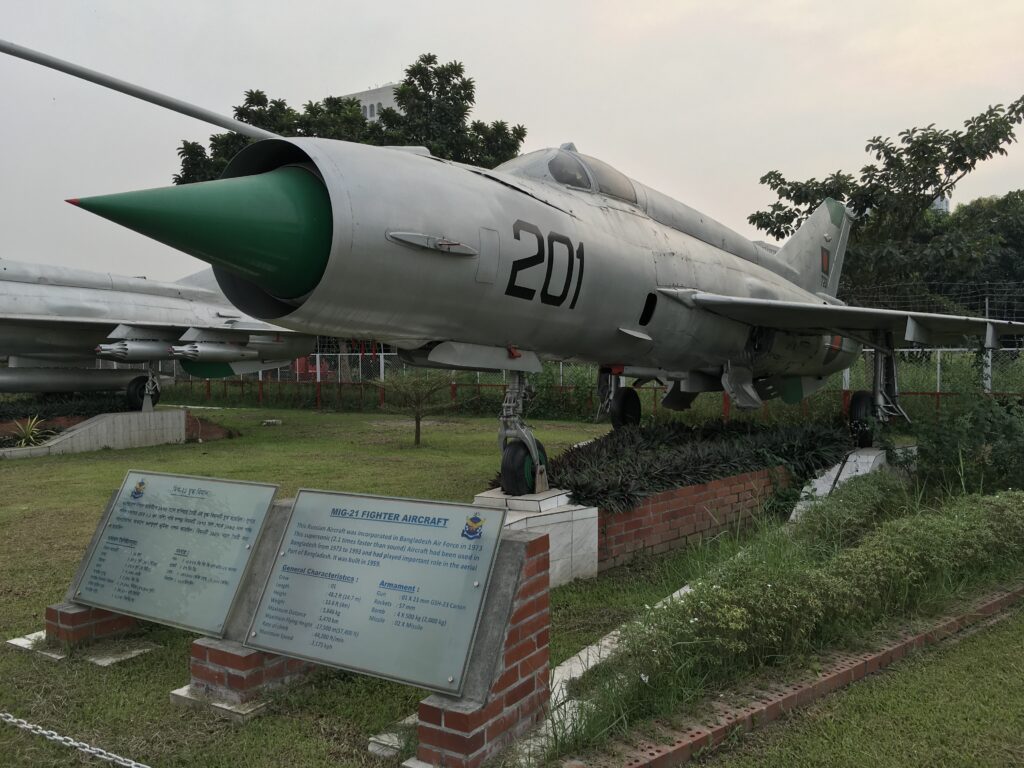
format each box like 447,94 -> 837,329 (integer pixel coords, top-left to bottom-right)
610,387 -> 642,430
849,390 -> 874,448
500,439 -> 548,496
126,376 -> 160,410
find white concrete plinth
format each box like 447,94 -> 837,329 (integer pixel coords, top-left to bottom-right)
476,488 -> 598,587
169,684 -> 267,723
792,447 -> 892,520
5,631 -> 157,666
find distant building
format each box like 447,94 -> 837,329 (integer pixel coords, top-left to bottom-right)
341,84 -> 399,122
930,194 -> 950,214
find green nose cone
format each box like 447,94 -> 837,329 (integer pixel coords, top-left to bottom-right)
70,166 -> 332,299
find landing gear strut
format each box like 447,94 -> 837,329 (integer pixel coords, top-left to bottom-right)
599,369 -> 642,429
849,330 -> 910,447
126,371 -> 161,411
498,371 -> 549,496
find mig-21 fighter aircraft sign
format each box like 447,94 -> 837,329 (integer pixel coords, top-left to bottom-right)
3,39 -> 1020,494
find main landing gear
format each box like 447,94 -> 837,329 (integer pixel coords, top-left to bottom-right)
599,368 -> 642,429
848,331 -> 910,448
498,371 -> 549,496
126,371 -> 161,411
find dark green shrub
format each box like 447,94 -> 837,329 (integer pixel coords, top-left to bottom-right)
543,422 -> 852,513
914,395 -> 1024,494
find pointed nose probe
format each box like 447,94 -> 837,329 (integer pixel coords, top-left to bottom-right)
68,165 -> 332,300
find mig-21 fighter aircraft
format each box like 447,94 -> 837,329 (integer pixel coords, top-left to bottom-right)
0,259 -> 315,408
3,39 -> 1020,493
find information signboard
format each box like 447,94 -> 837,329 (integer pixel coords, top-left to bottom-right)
74,470 -> 277,636
246,490 -> 505,694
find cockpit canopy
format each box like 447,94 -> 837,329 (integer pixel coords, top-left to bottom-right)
494,148 -> 638,205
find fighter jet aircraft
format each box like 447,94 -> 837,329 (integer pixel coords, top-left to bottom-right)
4,39 -> 1020,493
0,258 -> 314,408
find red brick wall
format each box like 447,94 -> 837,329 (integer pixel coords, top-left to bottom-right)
598,467 -> 787,571
45,602 -> 137,646
417,531 -> 550,768
190,637 -> 315,704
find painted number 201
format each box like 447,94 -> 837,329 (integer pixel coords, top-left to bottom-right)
505,220 -> 584,309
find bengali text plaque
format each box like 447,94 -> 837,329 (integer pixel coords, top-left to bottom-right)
74,470 -> 277,635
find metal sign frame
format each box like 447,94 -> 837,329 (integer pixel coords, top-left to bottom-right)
70,470 -> 279,637
244,489 -> 506,695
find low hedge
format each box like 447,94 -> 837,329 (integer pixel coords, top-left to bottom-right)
545,421 -> 852,514
560,489 -> 1024,753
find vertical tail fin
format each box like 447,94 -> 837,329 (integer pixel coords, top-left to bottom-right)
774,198 -> 852,297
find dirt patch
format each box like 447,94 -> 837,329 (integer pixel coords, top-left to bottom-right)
185,412 -> 238,442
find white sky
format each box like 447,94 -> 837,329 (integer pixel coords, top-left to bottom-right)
2,0 -> 1023,281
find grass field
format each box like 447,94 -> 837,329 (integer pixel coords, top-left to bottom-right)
3,408 -> 1023,767
705,607 -> 1024,767
0,410 -> 610,767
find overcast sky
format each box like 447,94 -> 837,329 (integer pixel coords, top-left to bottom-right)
2,0 -> 1023,281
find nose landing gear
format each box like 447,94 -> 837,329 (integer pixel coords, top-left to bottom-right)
498,371 -> 549,496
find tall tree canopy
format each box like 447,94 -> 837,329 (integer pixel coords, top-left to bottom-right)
174,53 -> 526,184
748,95 -> 1024,303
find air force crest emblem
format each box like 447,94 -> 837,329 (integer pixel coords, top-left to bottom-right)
461,513 -> 485,540
130,479 -> 146,499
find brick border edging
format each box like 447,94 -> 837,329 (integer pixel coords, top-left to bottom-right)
607,583 -> 1024,768
597,468 -> 789,571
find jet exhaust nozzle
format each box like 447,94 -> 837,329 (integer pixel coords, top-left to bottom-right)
69,165 -> 333,300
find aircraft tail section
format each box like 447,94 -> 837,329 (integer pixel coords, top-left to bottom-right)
774,198 -> 852,297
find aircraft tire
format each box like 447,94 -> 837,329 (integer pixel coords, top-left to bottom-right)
849,390 -> 873,448
500,439 -> 548,496
610,387 -> 642,429
125,376 -> 160,410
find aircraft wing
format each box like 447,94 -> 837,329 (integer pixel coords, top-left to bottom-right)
689,293 -> 1024,348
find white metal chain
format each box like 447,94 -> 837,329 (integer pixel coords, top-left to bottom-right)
1,711 -> 153,768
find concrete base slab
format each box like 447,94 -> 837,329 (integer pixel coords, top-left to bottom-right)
6,631 -> 67,661
401,759 -> 432,768
792,447 -> 892,520
6,631 -> 158,666
169,684 -> 267,723
368,713 -> 417,758
87,639 -> 159,667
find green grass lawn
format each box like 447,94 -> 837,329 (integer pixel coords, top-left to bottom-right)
704,608 -> 1024,768
0,410 -> 610,767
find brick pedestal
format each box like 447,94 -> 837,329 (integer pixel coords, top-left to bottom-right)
44,602 -> 137,646
413,530 -> 551,768
599,467 -> 789,570
189,637 -> 315,704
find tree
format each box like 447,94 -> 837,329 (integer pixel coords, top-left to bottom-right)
747,96 -> 1024,300
749,96 -> 1024,243
373,368 -> 456,446
173,54 -> 526,184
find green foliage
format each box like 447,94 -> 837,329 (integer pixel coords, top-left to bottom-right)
545,421 -> 852,513
373,368 -> 456,446
0,393 -> 131,421
747,95 -> 1024,299
913,395 -> 1024,495
11,415 -> 53,447
749,96 -> 1024,242
557,487 -> 1024,756
173,54 -> 526,184
793,471 -> 919,558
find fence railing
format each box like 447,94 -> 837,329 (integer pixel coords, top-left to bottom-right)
161,348 -> 1024,421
